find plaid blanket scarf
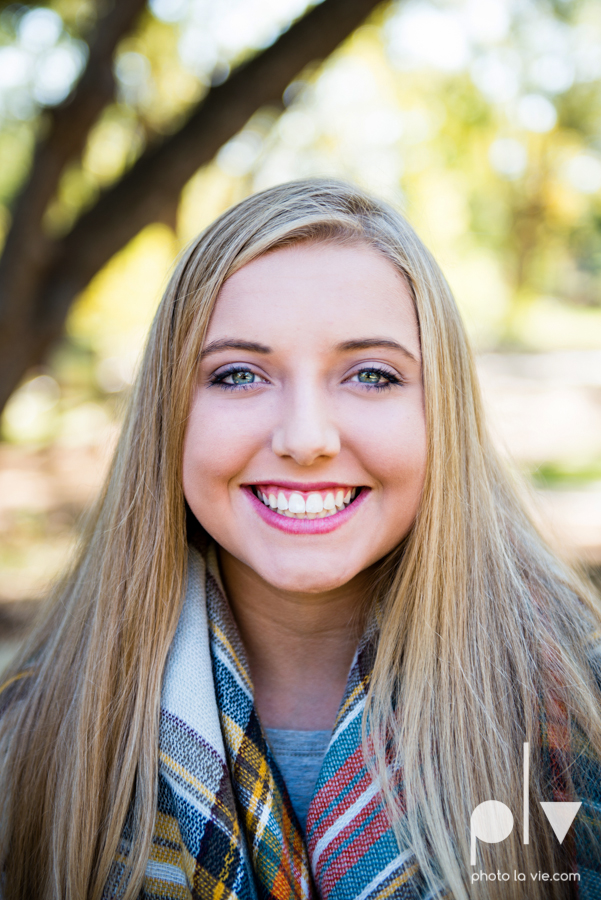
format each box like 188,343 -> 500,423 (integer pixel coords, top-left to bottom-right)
103,546 -> 446,900
97,546 -> 601,900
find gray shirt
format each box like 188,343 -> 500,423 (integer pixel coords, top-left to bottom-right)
265,727 -> 331,833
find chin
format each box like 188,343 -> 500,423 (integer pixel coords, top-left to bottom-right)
258,556 -> 361,595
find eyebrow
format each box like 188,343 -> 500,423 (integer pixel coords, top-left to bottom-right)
200,336 -> 419,363
336,338 -> 420,363
200,339 -> 272,358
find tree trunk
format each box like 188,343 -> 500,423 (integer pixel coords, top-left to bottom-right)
0,0 -> 384,413
0,0 -> 148,403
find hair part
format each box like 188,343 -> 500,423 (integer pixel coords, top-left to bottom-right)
1,178 -> 600,899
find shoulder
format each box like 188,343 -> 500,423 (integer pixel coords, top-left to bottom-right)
566,638 -> 601,882
570,722 -> 601,887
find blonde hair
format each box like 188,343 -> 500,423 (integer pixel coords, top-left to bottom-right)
1,179 -> 600,899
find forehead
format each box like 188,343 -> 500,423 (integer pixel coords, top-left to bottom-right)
208,241 -> 419,352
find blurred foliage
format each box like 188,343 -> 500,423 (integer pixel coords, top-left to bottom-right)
1,0 -> 601,618
0,0 -> 600,446
530,459 -> 601,488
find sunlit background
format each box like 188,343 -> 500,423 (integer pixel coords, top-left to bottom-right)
1,0 -> 601,668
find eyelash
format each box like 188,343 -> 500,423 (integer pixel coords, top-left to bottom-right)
209,365 -> 266,391
352,366 -> 402,391
209,365 -> 403,391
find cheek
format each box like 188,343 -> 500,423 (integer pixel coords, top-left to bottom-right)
181,397 -> 264,510
351,400 -> 427,492
358,405 -> 427,556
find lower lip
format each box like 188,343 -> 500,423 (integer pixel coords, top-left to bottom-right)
243,487 -> 370,534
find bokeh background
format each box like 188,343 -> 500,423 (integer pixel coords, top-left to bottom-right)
1,0 -> 601,670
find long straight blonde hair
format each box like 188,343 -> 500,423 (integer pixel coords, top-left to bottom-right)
1,179 -> 600,899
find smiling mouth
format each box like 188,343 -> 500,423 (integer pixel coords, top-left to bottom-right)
250,485 -> 362,519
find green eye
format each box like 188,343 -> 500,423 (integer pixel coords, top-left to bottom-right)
210,367 -> 265,389
230,370 -> 254,384
358,370 -> 384,384
352,367 -> 401,390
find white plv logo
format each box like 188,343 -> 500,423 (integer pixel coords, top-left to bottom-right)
470,743 -> 582,865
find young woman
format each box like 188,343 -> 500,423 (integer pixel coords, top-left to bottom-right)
1,179 -> 600,900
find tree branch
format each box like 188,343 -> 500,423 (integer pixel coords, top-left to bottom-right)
0,0 -> 147,400
0,0 -> 384,412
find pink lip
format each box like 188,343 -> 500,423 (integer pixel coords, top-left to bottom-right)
243,485 -> 370,535
245,480 -> 355,492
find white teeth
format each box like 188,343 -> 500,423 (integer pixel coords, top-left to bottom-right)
305,492 -> 324,513
323,492 -> 336,510
288,492 -> 306,514
255,485 -> 361,518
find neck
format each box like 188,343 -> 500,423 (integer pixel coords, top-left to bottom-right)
217,547 -> 371,730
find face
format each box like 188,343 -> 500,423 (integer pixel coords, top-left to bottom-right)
182,241 -> 427,594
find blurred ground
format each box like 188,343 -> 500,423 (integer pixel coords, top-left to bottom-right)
0,430 -> 118,673
478,350 -> 601,564
1,349 -> 600,675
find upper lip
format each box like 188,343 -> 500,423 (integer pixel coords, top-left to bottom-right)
244,480 -> 363,491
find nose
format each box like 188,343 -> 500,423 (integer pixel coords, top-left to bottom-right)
271,381 -> 341,466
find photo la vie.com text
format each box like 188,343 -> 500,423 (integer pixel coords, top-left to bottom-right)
470,743 -> 582,883
471,870 -> 580,885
